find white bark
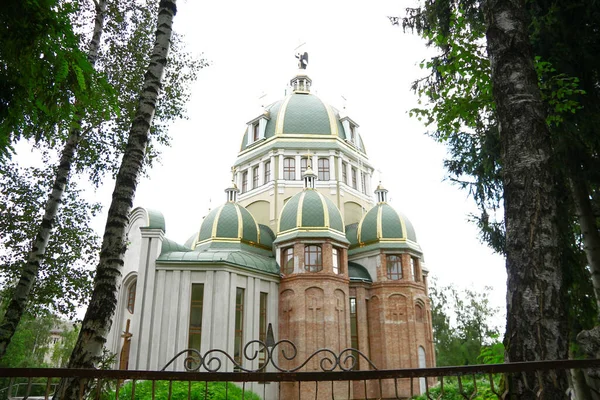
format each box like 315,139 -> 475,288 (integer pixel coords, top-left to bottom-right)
57,0 -> 177,398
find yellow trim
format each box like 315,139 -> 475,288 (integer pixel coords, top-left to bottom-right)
316,191 -> 330,228
357,218 -> 363,244
234,204 -> 243,239
396,210 -> 407,238
275,95 -> 293,135
296,191 -> 305,227
276,226 -> 346,236
211,205 -> 225,237
324,103 -> 339,136
376,204 -> 383,239
255,220 -> 261,244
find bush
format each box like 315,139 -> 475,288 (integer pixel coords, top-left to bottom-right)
412,375 -> 502,400
104,380 -> 261,400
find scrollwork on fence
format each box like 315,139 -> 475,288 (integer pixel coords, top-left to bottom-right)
161,324 -> 377,373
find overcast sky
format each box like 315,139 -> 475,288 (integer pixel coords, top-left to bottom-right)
87,0 -> 507,323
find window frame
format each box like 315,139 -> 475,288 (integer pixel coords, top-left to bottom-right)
127,281 -> 136,314
283,158 -> 295,180
351,168 -> 357,189
252,166 -> 259,189
282,247 -> 294,275
264,161 -> 271,183
304,245 -> 323,272
241,171 -> 248,193
252,122 -> 260,142
386,254 -> 403,280
342,162 -> 347,184
300,157 -> 308,176
318,158 -> 330,181
332,247 -> 341,274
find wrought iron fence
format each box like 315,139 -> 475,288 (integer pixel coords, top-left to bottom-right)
2,359 -> 600,399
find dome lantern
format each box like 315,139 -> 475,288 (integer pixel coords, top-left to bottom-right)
375,182 -> 388,203
302,152 -> 317,189
225,182 -> 239,202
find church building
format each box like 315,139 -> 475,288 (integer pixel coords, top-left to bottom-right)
106,61 -> 435,399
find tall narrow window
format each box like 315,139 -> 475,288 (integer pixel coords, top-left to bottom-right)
234,288 -> 245,369
349,124 -> 356,142
253,123 -> 260,142
252,166 -> 259,189
361,172 -> 367,193
282,247 -> 294,275
127,281 -> 136,313
332,248 -> 340,274
318,158 -> 330,181
259,292 -> 268,368
264,161 -> 271,183
188,284 -> 204,351
386,255 -> 402,280
242,171 -> 248,193
301,157 -> 308,176
283,158 -> 295,180
411,257 -> 420,281
349,297 -> 359,370
342,162 -> 347,184
351,168 -> 357,189
304,245 -> 322,272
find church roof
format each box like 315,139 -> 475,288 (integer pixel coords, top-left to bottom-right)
348,202 -> 422,255
348,261 -> 372,283
197,202 -> 262,247
275,189 -> 348,244
240,93 -> 366,152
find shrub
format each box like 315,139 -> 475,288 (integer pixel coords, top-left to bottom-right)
105,380 -> 261,400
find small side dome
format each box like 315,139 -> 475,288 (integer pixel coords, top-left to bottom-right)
258,224 -> 275,248
278,189 -> 344,233
345,223 -> 359,246
357,203 -> 418,244
197,202 -> 260,245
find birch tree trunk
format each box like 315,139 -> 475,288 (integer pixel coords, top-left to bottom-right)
569,170 -> 600,312
484,0 -> 569,398
56,1 -> 177,398
0,0 -> 107,360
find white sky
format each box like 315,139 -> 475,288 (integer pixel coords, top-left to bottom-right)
88,0 -> 507,325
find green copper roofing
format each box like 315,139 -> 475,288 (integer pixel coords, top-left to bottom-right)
198,202 -> 260,244
355,203 -> 419,248
278,189 -> 344,233
348,261 -> 372,282
158,241 -> 278,276
161,237 -> 189,254
259,224 -> 275,248
146,209 -> 166,231
345,223 -> 359,246
283,94 -> 331,135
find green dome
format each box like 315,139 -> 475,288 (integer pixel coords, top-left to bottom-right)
240,93 -> 369,151
258,224 -> 275,248
197,202 -> 260,245
278,189 -> 344,233
357,203 -> 417,244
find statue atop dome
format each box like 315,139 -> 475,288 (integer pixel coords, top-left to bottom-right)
296,51 -> 308,69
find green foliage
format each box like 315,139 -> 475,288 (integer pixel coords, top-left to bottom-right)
105,380 -> 261,400
0,0 -> 117,159
73,0 -> 208,185
412,375 -> 502,400
0,310 -> 61,368
0,162 -> 100,316
429,278 -> 501,366
477,335 -> 504,364
51,323 -> 79,367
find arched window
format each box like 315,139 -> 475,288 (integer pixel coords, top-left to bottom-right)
418,346 -> 427,393
386,255 -> 402,280
264,161 -> 271,183
304,245 -> 322,272
318,158 -> 330,180
127,281 -> 136,313
301,157 -> 308,176
415,302 -> 424,323
282,247 -> 294,275
242,171 -> 248,193
283,158 -> 295,180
